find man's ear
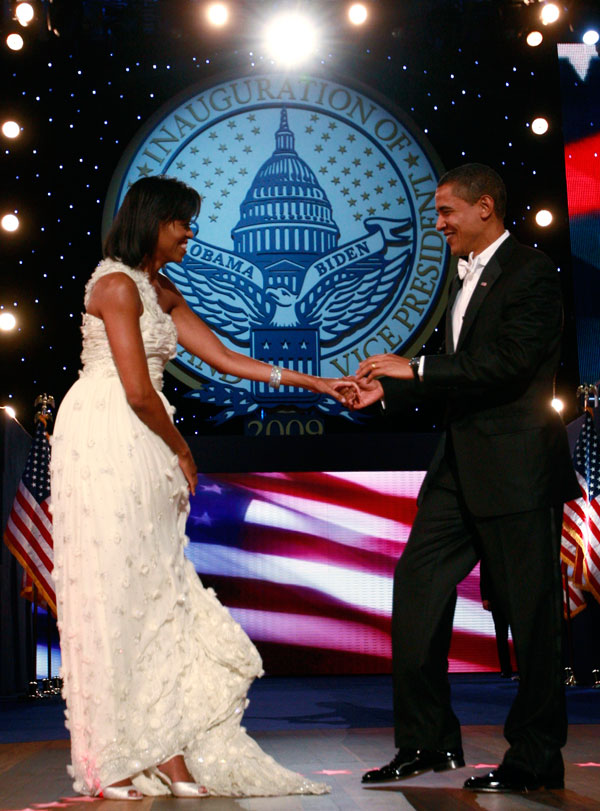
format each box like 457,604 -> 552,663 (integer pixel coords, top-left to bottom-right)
478,193 -> 495,222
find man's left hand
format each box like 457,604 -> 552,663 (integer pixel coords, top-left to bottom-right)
356,353 -> 414,384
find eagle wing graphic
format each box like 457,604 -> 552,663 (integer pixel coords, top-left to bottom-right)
297,246 -> 412,343
165,256 -> 273,345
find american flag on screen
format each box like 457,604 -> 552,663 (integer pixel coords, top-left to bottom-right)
186,470 -> 499,675
561,411 -> 600,616
4,415 -> 56,615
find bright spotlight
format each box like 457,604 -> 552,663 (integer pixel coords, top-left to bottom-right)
531,117 -> 549,135
551,397 -> 564,413
1,213 -> 20,232
583,29 -> 599,46
15,3 -> 35,26
535,209 -> 553,227
206,3 -> 229,27
0,312 -> 17,331
2,405 -> 17,420
2,120 -> 21,138
526,30 -> 543,47
6,33 -> 24,50
263,12 -> 318,67
348,3 -> 368,26
541,3 -> 560,26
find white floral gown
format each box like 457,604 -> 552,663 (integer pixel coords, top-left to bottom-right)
50,259 -> 329,797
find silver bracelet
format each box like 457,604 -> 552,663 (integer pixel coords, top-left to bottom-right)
269,365 -> 282,389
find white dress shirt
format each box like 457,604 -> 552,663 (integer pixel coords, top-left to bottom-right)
450,230 -> 510,350
418,229 -> 510,376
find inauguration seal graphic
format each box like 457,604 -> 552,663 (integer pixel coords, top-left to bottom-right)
104,73 -> 451,422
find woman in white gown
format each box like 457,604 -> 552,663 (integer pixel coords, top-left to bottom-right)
50,176 -> 351,799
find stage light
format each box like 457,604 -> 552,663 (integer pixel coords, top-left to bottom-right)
526,30 -> 543,46
535,209 -> 553,227
263,12 -> 318,67
15,3 -> 35,26
0,312 -> 17,331
582,29 -> 599,46
206,3 -> 229,27
1,120 -> 21,138
551,397 -> 564,412
6,32 -> 24,50
540,3 -> 560,26
531,117 -> 549,134
348,3 -> 368,26
1,213 -> 20,232
1,405 -> 17,420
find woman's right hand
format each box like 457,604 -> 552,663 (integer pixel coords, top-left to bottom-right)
178,448 -> 198,496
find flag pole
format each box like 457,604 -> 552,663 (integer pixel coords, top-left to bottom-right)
47,607 -> 52,683
31,583 -> 39,693
34,394 -> 56,697
561,561 -> 577,686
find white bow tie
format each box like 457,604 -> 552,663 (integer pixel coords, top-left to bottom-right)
457,255 -> 481,281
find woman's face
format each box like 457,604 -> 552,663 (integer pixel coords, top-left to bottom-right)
154,219 -> 193,267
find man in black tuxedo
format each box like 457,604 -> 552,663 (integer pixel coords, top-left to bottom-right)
352,164 -> 579,792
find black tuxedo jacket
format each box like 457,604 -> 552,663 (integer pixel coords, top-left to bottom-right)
382,234 -> 579,518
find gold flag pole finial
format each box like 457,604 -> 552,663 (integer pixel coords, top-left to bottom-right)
576,384 -> 597,416
34,393 -> 55,425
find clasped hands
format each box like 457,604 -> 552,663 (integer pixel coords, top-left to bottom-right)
333,353 -> 414,409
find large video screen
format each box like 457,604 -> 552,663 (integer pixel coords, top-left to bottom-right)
558,43 -> 600,385
186,470 -> 502,675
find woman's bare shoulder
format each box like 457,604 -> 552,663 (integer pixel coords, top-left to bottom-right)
87,271 -> 142,316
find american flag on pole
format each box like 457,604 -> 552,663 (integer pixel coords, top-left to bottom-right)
3,414 -> 56,616
561,410 -> 600,617
186,469 -> 500,675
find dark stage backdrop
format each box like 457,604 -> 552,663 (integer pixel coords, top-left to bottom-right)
1,0 -> 585,430
3,2 -> 597,682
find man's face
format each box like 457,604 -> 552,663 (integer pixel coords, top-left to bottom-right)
435,183 -> 486,257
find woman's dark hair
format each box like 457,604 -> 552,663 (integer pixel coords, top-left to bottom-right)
437,163 -> 507,220
103,175 -> 201,267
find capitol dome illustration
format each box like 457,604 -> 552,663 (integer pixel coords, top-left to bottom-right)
231,107 -> 340,293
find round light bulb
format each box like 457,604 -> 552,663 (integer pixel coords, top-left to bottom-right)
535,209 -> 553,227
541,3 -> 560,26
263,13 -> 318,67
2,405 -> 17,420
551,398 -> 564,413
15,3 -> 34,26
0,312 -> 17,331
2,120 -> 21,138
348,4 -> 368,26
531,117 -> 549,135
206,3 -> 228,27
527,31 -> 543,47
0,214 -> 19,231
582,30 -> 599,46
1,213 -> 19,231
6,33 -> 24,50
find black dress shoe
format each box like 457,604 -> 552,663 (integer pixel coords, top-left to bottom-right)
362,747 -> 465,784
464,764 -> 564,792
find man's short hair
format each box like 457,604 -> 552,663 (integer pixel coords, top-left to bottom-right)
437,163 -> 507,220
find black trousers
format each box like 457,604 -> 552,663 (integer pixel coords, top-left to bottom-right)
391,453 -> 566,778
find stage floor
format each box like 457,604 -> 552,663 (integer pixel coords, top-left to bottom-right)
1,726 -> 600,809
1,675 -> 599,809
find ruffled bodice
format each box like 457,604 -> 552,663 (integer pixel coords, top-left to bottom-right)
80,259 -> 177,391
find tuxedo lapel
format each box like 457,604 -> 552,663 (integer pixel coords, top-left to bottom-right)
445,276 -> 462,351
454,255 -> 503,352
